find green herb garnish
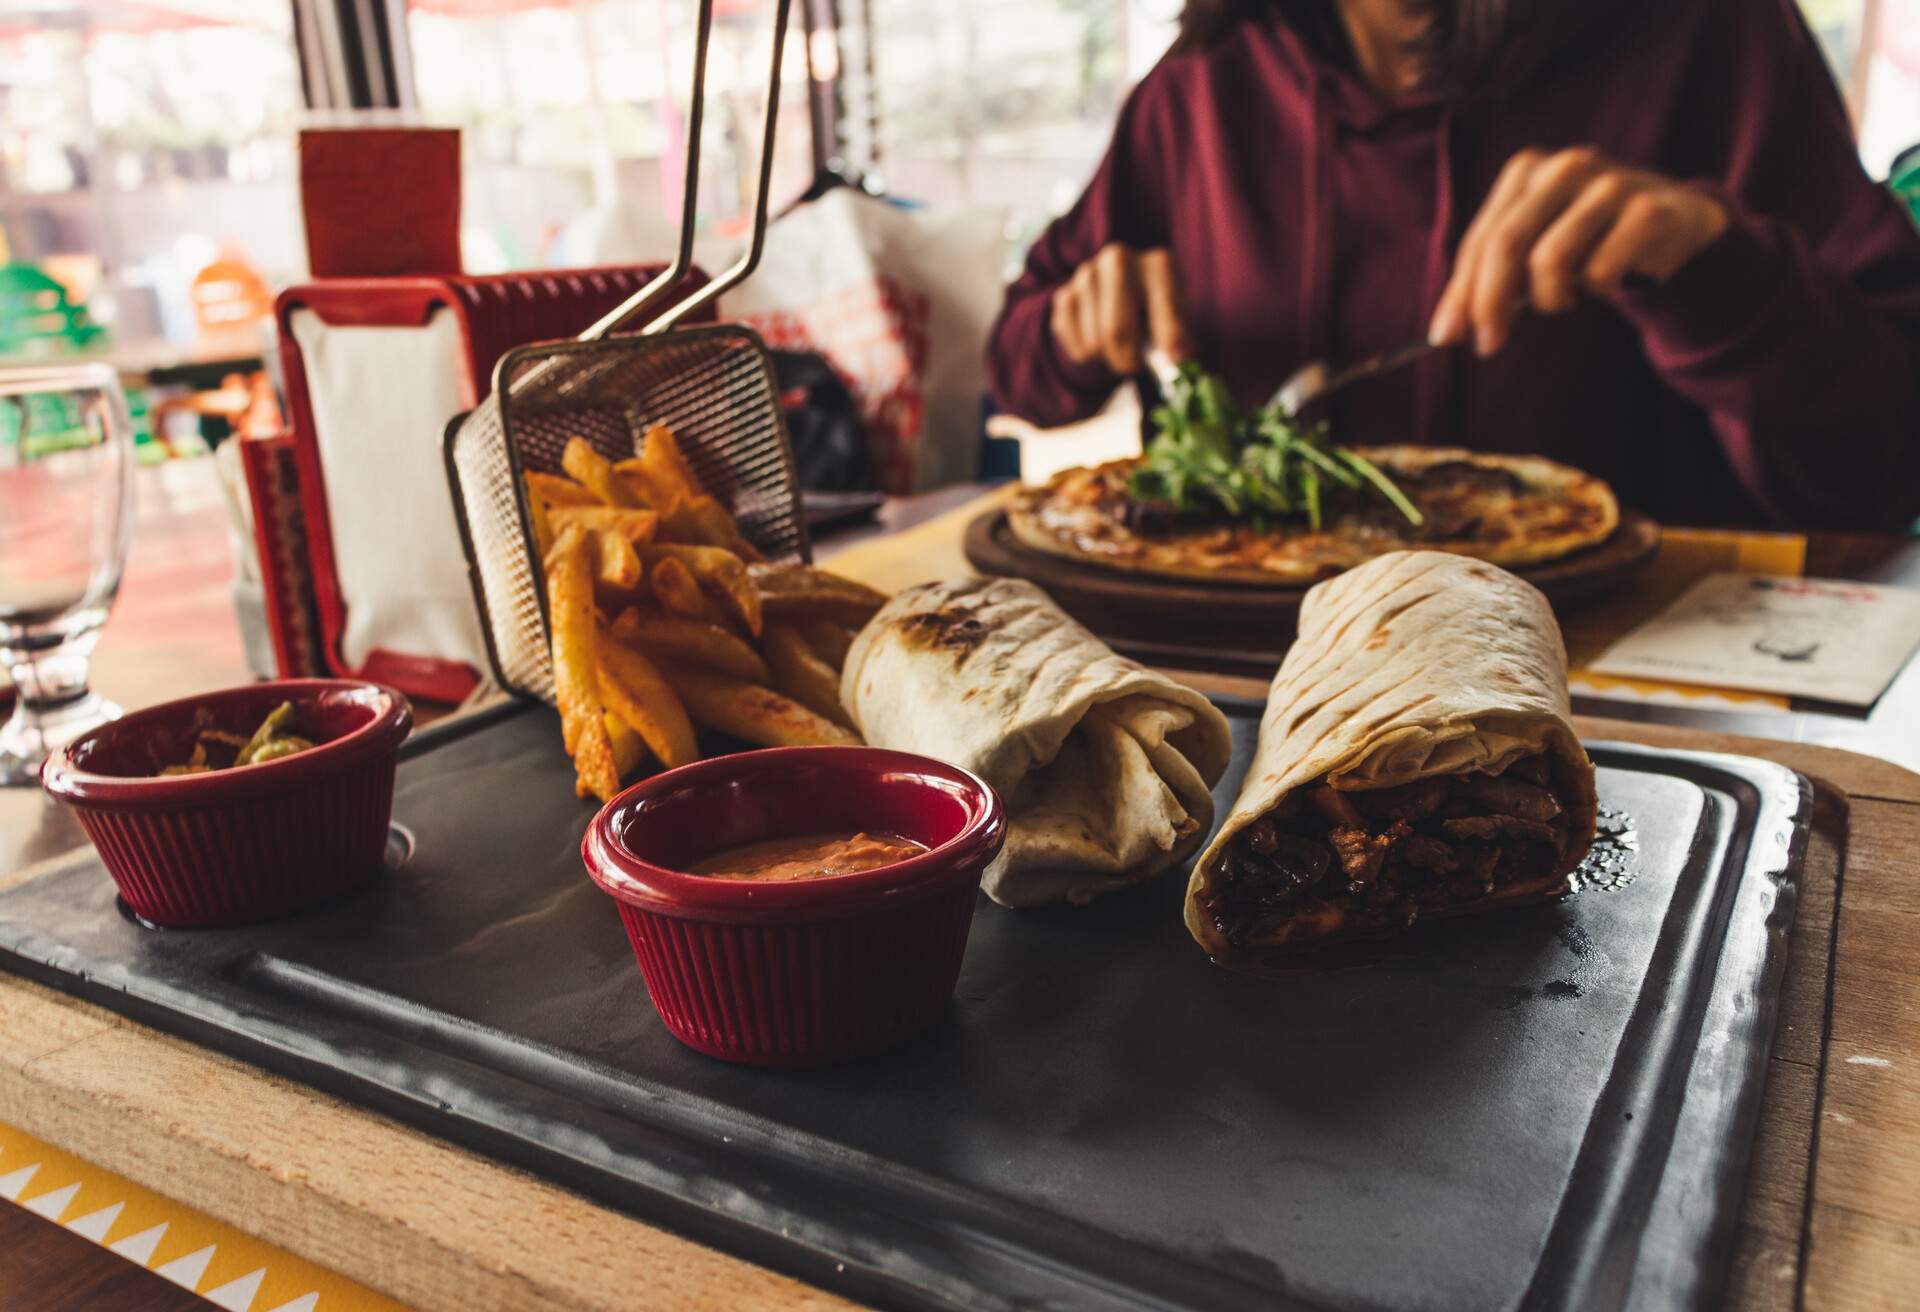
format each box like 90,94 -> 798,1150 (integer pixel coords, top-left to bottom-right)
1127,364 -> 1423,531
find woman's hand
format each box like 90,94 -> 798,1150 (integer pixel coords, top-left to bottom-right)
1051,244 -> 1193,374
1429,147 -> 1730,356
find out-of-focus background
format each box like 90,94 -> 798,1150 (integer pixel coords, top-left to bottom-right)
1,0 -> 1915,470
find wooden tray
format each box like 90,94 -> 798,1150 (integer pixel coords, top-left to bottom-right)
963,508 -> 1662,676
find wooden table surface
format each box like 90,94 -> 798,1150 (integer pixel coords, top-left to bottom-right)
3,460 -> 1918,1310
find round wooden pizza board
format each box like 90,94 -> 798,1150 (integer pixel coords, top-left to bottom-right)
962,507 -> 1661,677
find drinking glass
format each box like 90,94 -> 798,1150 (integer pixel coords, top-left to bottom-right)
0,363 -> 135,784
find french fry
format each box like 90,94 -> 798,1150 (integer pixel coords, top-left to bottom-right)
649,555 -> 731,627
605,710 -> 648,780
525,483 -> 556,560
644,543 -> 761,636
655,496 -> 722,545
526,471 -> 599,509
592,528 -> 643,592
748,562 -> 888,627
798,620 -> 854,670
596,630 -> 699,769
761,623 -> 852,727
620,426 -> 763,560
547,526 -> 619,802
561,437 -> 640,508
635,423 -> 705,507
549,506 -> 658,543
658,494 -> 763,562
613,458 -> 669,508
537,426 -> 894,801
609,607 -> 770,683
663,664 -> 859,749
619,430 -> 757,563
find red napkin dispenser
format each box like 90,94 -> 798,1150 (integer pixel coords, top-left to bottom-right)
257,265 -> 710,703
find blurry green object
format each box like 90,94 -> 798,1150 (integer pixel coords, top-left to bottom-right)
0,261 -> 105,357
0,388 -> 95,461
1890,149 -> 1920,536
125,384 -> 154,447
0,380 -> 149,465
0,382 -> 175,465
1892,147 -> 1920,231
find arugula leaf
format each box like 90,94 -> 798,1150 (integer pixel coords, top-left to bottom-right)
1339,449 -> 1426,528
1127,362 -> 1420,529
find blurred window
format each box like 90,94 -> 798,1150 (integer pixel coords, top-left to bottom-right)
1841,0 -> 1920,179
1803,0 -> 1920,177
2,0 -> 1908,365
836,0 -> 1176,244
835,0 -> 1912,249
0,1 -> 302,357
401,0 -> 814,272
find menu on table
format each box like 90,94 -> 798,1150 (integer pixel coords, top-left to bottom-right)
1588,573 -> 1920,706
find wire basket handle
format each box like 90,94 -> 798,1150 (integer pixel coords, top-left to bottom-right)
572,0 -> 713,342
642,0 -> 792,333
576,0 -> 792,343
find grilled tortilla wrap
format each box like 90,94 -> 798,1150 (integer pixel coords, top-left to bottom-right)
1186,551 -> 1596,968
844,577 -> 1233,907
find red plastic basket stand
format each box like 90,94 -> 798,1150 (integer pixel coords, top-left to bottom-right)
239,430 -> 327,681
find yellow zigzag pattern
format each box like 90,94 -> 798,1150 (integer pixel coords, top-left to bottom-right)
0,1121 -> 411,1311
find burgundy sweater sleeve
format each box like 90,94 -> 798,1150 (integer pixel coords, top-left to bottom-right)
1612,0 -> 1920,530
986,78 -> 1175,426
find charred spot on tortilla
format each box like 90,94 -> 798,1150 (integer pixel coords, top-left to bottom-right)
897,607 -> 992,659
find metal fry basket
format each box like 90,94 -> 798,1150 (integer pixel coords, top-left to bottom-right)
445,0 -> 803,703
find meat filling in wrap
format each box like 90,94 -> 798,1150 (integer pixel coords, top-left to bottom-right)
1202,751 -> 1578,949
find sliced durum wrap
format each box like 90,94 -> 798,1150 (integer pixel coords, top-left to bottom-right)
1186,551 -> 1597,968
844,576 -> 1233,907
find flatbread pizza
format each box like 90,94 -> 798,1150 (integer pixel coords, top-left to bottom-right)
1008,447 -> 1619,586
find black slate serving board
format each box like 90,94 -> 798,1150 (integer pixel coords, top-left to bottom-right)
0,698 -> 1810,1312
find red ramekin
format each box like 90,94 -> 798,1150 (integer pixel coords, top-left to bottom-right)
582,746 -> 1006,1067
41,679 -> 412,928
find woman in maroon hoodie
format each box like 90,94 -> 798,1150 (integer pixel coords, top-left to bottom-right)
986,0 -> 1920,528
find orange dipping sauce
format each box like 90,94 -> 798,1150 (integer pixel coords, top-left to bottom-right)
690,831 -> 928,882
